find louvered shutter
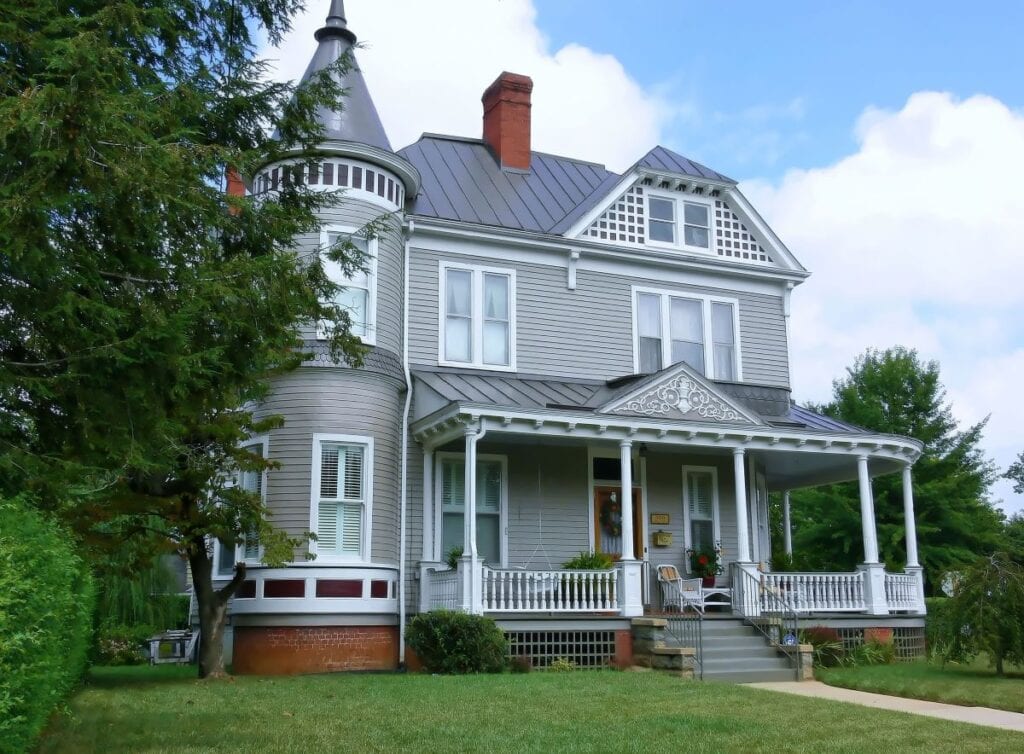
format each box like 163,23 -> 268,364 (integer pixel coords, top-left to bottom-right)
318,443 -> 365,557
477,461 -> 501,513
688,472 -> 714,521
242,443 -> 263,560
441,460 -> 465,510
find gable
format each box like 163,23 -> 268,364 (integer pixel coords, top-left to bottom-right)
576,177 -> 776,267
598,363 -> 763,425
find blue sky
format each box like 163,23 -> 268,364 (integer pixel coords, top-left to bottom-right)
271,1 -> 1024,516
535,1 -> 1024,182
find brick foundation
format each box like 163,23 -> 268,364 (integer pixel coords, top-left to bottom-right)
613,630 -> 633,669
233,626 -> 398,675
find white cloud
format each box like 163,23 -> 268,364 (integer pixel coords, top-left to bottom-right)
745,92 -> 1024,514
263,0 -> 667,171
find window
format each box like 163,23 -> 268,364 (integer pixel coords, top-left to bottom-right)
440,263 -> 515,370
647,194 -> 713,252
312,435 -> 372,561
215,439 -> 266,575
320,229 -> 377,343
437,455 -> 505,566
633,289 -> 740,380
683,467 -> 720,566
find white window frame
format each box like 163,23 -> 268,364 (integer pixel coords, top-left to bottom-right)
309,433 -> 374,563
645,190 -> 715,254
213,435 -> 269,575
433,452 -> 509,567
317,225 -> 378,345
681,465 -> 721,574
630,285 -> 743,380
437,261 -> 517,372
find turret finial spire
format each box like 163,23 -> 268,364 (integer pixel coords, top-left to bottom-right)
315,0 -> 355,44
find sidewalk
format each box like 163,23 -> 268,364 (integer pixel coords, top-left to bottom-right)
746,681 -> 1024,733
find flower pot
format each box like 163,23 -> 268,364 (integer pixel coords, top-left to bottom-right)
702,576 -> 715,588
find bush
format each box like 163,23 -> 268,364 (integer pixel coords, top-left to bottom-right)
0,497 -> 96,754
800,626 -> 845,668
562,552 -> 614,570
406,611 -> 508,674
848,639 -> 895,666
93,624 -> 154,666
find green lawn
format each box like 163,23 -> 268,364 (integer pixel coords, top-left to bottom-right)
819,659 -> 1024,714
39,665 -> 1022,753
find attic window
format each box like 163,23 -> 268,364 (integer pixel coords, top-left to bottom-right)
645,193 -> 713,252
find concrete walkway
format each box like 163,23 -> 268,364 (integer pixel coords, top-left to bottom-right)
746,681 -> 1024,733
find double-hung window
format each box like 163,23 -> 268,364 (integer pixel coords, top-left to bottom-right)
216,439 -> 267,576
683,466 -> 720,564
313,435 -> 372,561
646,194 -> 712,253
320,228 -> 377,343
634,288 -> 740,380
440,263 -> 515,370
437,455 -> 505,566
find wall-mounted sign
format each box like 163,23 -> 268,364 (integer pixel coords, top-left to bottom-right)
652,530 -> 673,547
650,513 -> 670,525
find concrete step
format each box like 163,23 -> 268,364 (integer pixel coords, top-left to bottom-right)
702,656 -> 793,672
702,668 -> 799,683
700,644 -> 786,660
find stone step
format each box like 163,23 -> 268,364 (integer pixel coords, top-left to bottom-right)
702,668 -> 799,683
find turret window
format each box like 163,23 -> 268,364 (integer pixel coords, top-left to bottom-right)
319,227 -> 377,345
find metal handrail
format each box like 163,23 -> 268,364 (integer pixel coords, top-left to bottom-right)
730,563 -> 802,680
664,609 -> 704,680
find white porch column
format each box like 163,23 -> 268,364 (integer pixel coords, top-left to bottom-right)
617,440 -> 643,617
619,440 -> 635,562
857,455 -> 880,563
733,448 -> 751,563
902,465 -> 919,568
460,425 -> 483,614
782,490 -> 793,558
857,454 -> 888,615
422,449 -> 434,562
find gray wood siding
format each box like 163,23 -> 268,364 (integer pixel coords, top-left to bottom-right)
408,248 -> 790,387
255,367 -> 404,564
296,198 -> 405,357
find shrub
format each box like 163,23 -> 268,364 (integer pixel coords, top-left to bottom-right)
800,625 -> 845,668
93,624 -> 154,666
406,611 -> 508,674
562,552 -> 614,570
847,639 -> 895,666
508,656 -> 532,674
548,657 -> 577,672
0,497 -> 96,754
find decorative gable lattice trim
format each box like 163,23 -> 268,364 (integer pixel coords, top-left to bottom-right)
715,200 -> 773,264
581,184 -> 646,244
606,374 -> 744,422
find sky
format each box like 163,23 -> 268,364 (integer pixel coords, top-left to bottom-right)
262,0 -> 1024,515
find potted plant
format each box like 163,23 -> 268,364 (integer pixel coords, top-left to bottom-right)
687,542 -> 723,587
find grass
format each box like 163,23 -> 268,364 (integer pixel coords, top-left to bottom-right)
818,658 -> 1024,713
38,666 -> 1023,753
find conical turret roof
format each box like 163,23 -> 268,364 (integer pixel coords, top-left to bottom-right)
300,0 -> 392,151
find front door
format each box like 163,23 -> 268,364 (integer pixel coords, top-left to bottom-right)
593,486 -> 643,560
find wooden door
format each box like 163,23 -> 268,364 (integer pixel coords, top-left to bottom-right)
593,486 -> 643,560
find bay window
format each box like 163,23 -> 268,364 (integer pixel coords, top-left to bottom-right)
440,263 -> 515,370
634,288 -> 740,380
312,434 -> 373,561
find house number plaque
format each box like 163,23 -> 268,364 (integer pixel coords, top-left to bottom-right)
650,513 -> 670,525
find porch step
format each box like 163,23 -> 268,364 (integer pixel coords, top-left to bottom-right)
703,668 -> 799,683
664,618 -> 799,683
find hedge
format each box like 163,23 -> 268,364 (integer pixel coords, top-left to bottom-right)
0,498 -> 96,754
406,611 -> 508,673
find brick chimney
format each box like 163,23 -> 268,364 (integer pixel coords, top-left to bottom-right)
482,72 -> 533,171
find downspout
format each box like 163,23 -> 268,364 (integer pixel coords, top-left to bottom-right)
465,417 -> 489,613
398,219 -> 414,666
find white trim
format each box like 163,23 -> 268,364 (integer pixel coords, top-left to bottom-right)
681,465 -> 721,574
433,451 -> 509,566
437,260 -> 517,372
722,188 -> 806,273
565,170 -> 645,238
645,190 -> 716,256
309,433 -> 375,563
631,285 -> 743,381
318,225 -> 379,346
586,445 -> 648,559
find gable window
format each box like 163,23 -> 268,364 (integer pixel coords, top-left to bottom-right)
320,229 -> 377,343
683,466 -> 720,569
216,439 -> 267,576
440,263 -> 515,370
646,194 -> 713,253
312,435 -> 373,561
634,288 -> 740,380
437,455 -> 506,566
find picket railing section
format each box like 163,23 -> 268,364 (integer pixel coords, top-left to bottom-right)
482,569 -> 619,613
425,567 -> 460,611
762,572 -> 866,613
884,573 -> 919,612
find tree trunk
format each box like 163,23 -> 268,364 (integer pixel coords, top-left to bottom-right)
188,543 -> 246,679
995,652 -> 1005,676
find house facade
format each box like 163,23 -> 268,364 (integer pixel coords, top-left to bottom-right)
215,1 -> 927,676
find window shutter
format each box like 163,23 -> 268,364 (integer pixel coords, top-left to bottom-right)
688,472 -> 714,520
343,446 -> 364,500
243,533 -> 260,560
441,460 -> 465,509
318,501 -> 338,552
477,461 -> 501,513
340,503 -> 362,554
320,445 -> 340,498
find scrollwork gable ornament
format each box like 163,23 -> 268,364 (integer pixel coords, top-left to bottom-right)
607,375 -> 743,422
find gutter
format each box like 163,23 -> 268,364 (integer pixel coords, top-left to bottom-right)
397,219 -> 414,666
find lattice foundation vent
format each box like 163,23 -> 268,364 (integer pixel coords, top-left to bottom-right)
505,630 -> 616,669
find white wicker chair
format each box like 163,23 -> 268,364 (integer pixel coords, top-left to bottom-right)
657,564 -> 705,614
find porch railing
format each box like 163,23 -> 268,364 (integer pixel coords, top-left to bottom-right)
884,573 -> 919,612
424,567 -> 459,611
664,612 -> 703,680
761,572 -> 866,613
731,564 -> 801,680
482,568 -> 619,612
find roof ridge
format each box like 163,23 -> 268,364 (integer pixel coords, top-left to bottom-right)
401,133 -> 611,171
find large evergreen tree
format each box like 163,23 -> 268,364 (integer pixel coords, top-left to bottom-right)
779,348 -> 1004,592
0,1 -> 372,676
